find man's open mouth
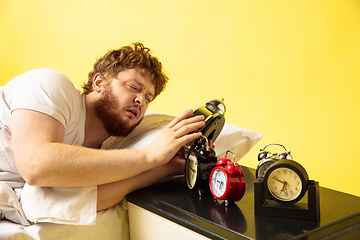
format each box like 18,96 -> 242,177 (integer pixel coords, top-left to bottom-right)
127,109 -> 139,118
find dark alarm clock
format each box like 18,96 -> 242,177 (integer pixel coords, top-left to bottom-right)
209,151 -> 246,202
254,143 -> 320,221
184,99 -> 226,195
256,143 -> 292,179
185,136 -> 217,194
189,99 -> 226,144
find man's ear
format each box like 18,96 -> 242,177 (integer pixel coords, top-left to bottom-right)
93,74 -> 103,93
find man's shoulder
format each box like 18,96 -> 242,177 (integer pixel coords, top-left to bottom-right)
19,68 -> 71,84
15,68 -> 76,93
9,68 -> 83,127
10,68 -> 80,105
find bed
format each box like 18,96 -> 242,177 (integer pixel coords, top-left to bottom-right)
0,112 -> 263,240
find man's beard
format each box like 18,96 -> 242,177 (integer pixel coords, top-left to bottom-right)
93,88 -> 142,137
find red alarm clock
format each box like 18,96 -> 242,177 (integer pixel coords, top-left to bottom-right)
209,151 -> 246,202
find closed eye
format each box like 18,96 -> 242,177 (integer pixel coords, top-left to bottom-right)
128,83 -> 154,104
129,85 -> 139,91
145,96 -> 151,104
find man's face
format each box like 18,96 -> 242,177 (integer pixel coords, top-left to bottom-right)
93,67 -> 155,137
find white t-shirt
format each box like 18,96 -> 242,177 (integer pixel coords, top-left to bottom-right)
0,68 -> 86,187
0,69 -> 98,227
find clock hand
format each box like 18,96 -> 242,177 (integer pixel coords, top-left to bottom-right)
217,180 -> 223,189
272,176 -> 286,184
190,167 -> 196,173
272,176 -> 288,194
280,181 -> 288,195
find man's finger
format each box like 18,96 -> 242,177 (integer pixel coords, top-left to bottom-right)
167,109 -> 193,128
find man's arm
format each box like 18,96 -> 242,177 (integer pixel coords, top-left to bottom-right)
97,152 -> 185,211
11,109 -> 204,187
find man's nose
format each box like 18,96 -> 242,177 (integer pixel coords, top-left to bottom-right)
135,94 -> 144,106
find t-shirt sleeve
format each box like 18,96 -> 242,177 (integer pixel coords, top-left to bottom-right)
11,68 -> 80,128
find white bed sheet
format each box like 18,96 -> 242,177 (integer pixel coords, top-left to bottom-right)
0,201 -> 129,240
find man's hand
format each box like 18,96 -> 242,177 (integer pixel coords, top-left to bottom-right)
143,109 -> 205,168
162,149 -> 186,176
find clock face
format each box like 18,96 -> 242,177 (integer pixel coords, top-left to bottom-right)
266,167 -> 303,202
185,152 -> 198,189
210,168 -> 227,197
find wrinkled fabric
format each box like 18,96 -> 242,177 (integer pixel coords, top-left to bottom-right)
0,121 -> 25,188
21,184 -> 98,225
0,182 -> 29,225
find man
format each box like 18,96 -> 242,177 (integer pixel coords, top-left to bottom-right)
0,42 -> 205,213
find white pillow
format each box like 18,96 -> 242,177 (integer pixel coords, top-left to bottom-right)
101,112 -> 264,162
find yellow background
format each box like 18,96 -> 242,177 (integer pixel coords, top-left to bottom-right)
1,1 -> 359,196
